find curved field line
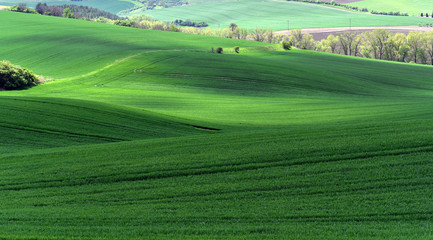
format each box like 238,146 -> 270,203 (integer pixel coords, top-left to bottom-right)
59,49 -> 187,82
61,52 -> 146,82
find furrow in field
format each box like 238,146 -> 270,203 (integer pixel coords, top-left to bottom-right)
0,139 -> 432,191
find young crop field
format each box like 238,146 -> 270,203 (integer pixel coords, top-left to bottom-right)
1,11 -> 433,239
138,0 -> 433,30
3,0 -> 433,29
347,0 -> 433,16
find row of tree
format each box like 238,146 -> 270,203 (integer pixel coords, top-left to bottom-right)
10,3 -> 75,18
288,0 -> 409,16
92,18 -> 293,45
289,29 -> 433,65
10,3 -> 122,20
95,15 -> 172,31
118,0 -> 186,15
6,4 -> 292,43
9,4 -> 38,13
168,22 -> 433,66
420,13 -> 433,18
140,0 -> 184,9
36,3 -> 122,20
173,19 -> 208,28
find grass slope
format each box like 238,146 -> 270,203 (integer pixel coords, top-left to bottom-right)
1,124 -> 433,239
1,11 -> 433,239
136,0 -> 433,30
0,11 -> 264,79
348,0 -> 433,16
0,96 -> 205,154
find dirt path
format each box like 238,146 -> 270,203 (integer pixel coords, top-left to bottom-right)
276,26 -> 433,40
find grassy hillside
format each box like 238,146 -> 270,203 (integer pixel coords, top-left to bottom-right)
1,11 -> 433,239
0,96 -> 206,154
2,124 -> 433,239
0,11 -> 264,78
348,0 -> 433,15
136,0 -> 433,30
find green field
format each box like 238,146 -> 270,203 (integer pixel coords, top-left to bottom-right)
136,0 -> 433,30
2,11 -> 433,239
348,0 -> 433,15
3,0 -> 433,29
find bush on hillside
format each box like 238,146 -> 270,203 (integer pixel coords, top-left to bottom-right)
282,41 -> 292,50
234,46 -> 240,53
216,47 -> 223,54
9,3 -> 37,14
114,20 -> 134,27
0,61 -> 39,90
63,8 -> 75,19
169,23 -> 179,32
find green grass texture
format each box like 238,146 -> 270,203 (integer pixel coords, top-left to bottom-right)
1,11 -> 433,239
348,0 -> 433,16
135,0 -> 433,30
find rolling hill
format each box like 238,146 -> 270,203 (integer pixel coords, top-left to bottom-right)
136,0 -> 433,30
1,11 -> 433,239
3,0 -> 433,29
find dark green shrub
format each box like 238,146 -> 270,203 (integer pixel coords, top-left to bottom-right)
234,46 -> 240,53
63,8 -> 75,19
169,23 -> 179,32
9,3 -> 37,13
216,47 -> 223,54
282,41 -> 292,50
114,20 -> 134,27
173,19 -> 209,27
0,61 -> 39,90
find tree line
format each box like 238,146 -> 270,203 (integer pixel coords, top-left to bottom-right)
168,24 -> 433,66
289,29 -> 433,65
99,17 -> 256,38
10,3 -> 122,20
173,19 -> 208,28
36,3 -> 122,20
4,4 -> 303,44
118,0 -> 186,15
89,16 -> 433,66
287,0 -> 410,16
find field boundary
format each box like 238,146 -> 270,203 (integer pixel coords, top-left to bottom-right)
276,25 -> 433,40
272,0 -> 369,15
